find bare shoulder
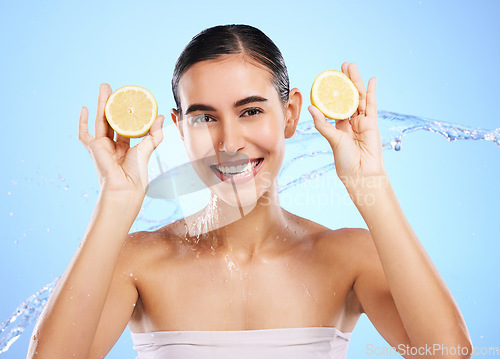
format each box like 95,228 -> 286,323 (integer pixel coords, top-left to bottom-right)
285,210 -> 374,255
316,226 -> 379,273
285,211 -> 381,281
283,210 -> 376,269
314,226 -> 372,247
117,219 -> 188,269
329,227 -> 377,259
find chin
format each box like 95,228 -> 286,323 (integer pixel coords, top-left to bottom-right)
211,180 -> 265,210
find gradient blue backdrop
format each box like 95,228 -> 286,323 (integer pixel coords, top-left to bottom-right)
1,0 -> 499,358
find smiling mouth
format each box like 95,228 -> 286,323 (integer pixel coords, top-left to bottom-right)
210,158 -> 263,178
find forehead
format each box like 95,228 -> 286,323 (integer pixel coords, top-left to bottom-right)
178,55 -> 278,108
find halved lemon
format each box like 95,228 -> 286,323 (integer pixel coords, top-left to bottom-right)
310,70 -> 359,120
104,85 -> 158,138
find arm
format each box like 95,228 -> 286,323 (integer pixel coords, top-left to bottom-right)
309,63 -> 471,357
27,84 -> 164,358
28,193 -> 140,358
352,177 -> 470,349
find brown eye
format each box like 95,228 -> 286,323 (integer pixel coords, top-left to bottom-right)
243,108 -> 263,117
192,114 -> 215,124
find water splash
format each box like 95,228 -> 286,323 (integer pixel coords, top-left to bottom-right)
0,278 -> 59,354
378,111 -> 500,150
278,110 -> 499,193
2,111 -> 499,353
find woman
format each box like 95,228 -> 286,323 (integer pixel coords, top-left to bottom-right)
28,24 -> 471,358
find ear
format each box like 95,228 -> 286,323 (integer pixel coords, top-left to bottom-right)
171,108 -> 184,140
284,88 -> 302,139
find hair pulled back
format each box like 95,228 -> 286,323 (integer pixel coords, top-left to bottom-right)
172,24 -> 290,115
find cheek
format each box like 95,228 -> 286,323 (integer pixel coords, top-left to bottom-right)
184,127 -> 217,161
252,117 -> 285,157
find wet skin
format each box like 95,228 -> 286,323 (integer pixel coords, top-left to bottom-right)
102,55 -> 384,335
125,214 -> 370,333
29,53 -> 471,359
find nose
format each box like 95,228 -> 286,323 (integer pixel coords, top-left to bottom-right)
218,117 -> 245,154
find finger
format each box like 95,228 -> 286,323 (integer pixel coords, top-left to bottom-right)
348,63 -> 367,116
366,77 -> 377,118
107,122 -> 115,140
341,62 -> 350,77
137,115 -> 165,158
308,105 -> 343,149
95,83 -> 113,138
78,106 -> 94,146
116,132 -> 130,147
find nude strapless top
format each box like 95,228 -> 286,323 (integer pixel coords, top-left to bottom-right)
131,326 -> 351,358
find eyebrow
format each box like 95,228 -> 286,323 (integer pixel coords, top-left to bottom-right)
184,95 -> 268,116
184,104 -> 215,116
234,95 -> 268,107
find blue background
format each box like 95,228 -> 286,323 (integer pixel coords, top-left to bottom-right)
1,0 -> 499,357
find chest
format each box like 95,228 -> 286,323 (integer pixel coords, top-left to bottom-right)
132,250 -> 355,331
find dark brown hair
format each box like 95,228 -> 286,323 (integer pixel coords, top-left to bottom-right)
172,24 -> 290,115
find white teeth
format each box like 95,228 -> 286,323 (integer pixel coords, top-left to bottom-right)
216,159 -> 260,176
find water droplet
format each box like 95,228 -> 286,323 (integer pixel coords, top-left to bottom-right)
4,111 -> 499,355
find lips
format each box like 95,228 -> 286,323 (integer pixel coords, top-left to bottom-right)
210,158 -> 264,183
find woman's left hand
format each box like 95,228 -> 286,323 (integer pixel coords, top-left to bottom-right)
309,63 -> 385,188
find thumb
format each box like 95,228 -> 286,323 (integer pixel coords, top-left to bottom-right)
138,115 -> 164,159
308,105 -> 343,149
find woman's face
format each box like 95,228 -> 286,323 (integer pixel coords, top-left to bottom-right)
172,54 -> 300,208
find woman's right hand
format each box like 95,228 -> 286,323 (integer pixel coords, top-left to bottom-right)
79,83 -> 164,196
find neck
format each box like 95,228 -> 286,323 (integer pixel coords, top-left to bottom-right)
188,180 -> 288,257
